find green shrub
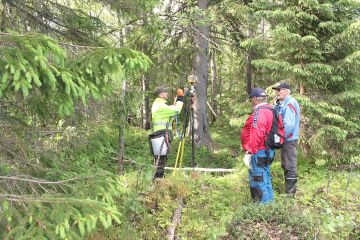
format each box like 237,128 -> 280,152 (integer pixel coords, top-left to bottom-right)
226,199 -> 318,239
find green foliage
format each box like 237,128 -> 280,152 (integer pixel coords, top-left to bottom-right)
0,33 -> 151,118
62,126 -> 119,172
247,0 -> 360,165
298,93 -> 360,164
166,131 -> 240,169
176,174 -> 248,239
1,173 -> 124,239
106,0 -> 160,17
2,0 -> 109,45
226,199 -> 318,239
1,0 -> 360,239
3,122 -> 358,239
296,164 -> 360,239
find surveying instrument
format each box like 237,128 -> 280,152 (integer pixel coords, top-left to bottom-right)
172,75 -> 197,176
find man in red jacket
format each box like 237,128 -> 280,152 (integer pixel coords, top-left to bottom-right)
241,88 -> 275,203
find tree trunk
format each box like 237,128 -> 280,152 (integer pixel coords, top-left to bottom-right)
142,75 -> 151,130
299,61 -> 305,95
1,0 -> 10,32
246,26 -> 255,93
218,60 -> 223,116
246,50 -> 253,94
210,48 -> 217,123
299,82 -> 305,95
118,80 -> 126,175
193,0 -> 212,148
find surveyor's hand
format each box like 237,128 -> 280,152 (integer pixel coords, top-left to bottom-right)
177,88 -> 185,97
243,153 -> 252,169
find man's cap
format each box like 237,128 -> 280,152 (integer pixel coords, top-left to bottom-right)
272,83 -> 291,90
249,87 -> 267,98
154,86 -> 169,95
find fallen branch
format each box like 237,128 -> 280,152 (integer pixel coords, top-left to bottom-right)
207,101 -> 218,118
167,197 -> 184,240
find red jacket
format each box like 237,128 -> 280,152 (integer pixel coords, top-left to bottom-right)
240,103 -> 273,154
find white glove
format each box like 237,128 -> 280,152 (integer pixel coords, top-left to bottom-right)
243,153 -> 252,169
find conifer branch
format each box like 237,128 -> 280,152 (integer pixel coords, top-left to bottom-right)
0,32 -> 105,49
0,194 -> 111,208
0,176 -> 90,185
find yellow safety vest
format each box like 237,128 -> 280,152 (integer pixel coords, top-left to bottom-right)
151,98 -> 183,132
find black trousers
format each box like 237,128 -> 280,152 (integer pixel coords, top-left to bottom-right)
281,140 -> 298,194
154,155 -> 167,178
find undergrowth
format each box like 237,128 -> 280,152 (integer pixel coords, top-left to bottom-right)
79,126 -> 360,239
2,125 -> 358,239
225,199 -> 318,239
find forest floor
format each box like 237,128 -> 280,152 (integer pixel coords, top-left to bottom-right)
88,127 -> 359,240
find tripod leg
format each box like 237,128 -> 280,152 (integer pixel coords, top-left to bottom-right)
179,136 -> 186,169
173,141 -> 182,176
191,105 -> 195,168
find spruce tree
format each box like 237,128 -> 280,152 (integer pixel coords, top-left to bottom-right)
251,0 -> 360,165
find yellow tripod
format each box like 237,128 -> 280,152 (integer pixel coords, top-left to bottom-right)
173,135 -> 186,176
173,75 -> 196,176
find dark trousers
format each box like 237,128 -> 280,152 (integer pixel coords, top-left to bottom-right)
154,155 -> 167,179
281,140 -> 298,194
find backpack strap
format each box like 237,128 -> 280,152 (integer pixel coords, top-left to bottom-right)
257,105 -> 275,161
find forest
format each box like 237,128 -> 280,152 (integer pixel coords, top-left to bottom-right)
0,0 -> 359,239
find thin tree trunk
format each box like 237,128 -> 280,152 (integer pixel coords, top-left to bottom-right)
193,0 -> 212,148
210,48 -> 217,123
299,61 -> 305,95
116,10 -> 126,175
142,75 -> 151,130
1,0 -> 10,32
246,26 -> 255,93
118,80 -> 126,175
246,50 -> 253,94
140,88 -> 144,127
218,60 -> 223,116
299,82 -> 305,95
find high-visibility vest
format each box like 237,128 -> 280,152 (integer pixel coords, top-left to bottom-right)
151,98 -> 183,132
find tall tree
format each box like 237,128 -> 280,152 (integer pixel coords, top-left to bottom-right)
193,0 -> 212,148
142,74 -> 151,130
210,48 -> 218,123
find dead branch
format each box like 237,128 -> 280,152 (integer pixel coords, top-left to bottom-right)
167,197 -> 184,240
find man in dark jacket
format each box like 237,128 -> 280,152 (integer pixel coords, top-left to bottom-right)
241,88 -> 275,203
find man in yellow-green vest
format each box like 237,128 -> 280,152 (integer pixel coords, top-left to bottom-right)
149,86 -> 184,179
